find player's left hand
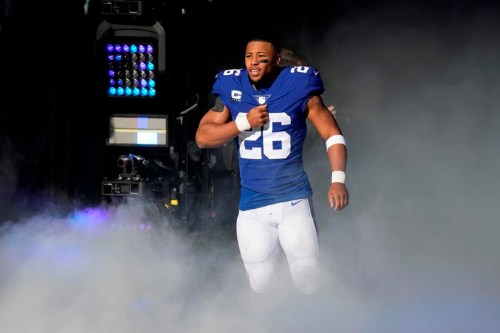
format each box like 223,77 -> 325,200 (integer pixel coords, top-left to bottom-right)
328,183 -> 349,211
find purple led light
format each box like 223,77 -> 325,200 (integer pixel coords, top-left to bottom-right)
105,41 -> 158,98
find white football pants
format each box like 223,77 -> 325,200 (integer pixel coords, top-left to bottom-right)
236,197 -> 321,294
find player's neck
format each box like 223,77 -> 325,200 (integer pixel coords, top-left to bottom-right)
250,68 -> 280,91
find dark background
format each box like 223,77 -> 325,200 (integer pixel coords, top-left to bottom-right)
1,1 -> 499,330
0,0 -> 498,222
0,0 -> 338,224
0,0 -> 334,219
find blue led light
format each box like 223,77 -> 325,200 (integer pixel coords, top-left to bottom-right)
105,41 -> 157,98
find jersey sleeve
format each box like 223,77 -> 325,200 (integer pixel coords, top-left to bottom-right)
211,71 -> 224,96
282,66 -> 325,111
211,68 -> 244,97
306,68 -> 325,96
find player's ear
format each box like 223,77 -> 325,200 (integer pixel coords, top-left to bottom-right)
276,53 -> 281,66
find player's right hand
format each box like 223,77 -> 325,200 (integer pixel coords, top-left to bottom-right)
247,105 -> 269,127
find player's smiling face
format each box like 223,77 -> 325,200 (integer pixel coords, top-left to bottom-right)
245,41 -> 281,84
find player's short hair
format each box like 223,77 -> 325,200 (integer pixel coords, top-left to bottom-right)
245,31 -> 282,53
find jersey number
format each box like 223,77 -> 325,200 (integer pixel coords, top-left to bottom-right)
237,112 -> 291,159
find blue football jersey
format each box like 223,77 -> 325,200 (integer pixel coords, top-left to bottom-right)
212,66 -> 325,210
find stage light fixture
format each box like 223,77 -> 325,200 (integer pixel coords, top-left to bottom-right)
103,41 -> 157,98
96,19 -> 165,101
107,113 -> 168,147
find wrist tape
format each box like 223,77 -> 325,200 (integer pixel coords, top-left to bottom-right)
235,115 -> 251,132
331,171 -> 346,184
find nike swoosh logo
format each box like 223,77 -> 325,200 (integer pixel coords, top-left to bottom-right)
291,200 -> 304,206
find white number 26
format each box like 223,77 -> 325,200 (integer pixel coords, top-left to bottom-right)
237,112 -> 291,160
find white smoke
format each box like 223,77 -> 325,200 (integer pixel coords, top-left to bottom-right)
1,2 -> 500,333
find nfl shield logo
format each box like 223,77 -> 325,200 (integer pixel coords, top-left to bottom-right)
256,95 -> 271,105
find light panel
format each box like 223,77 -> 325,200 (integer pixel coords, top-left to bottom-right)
107,114 -> 168,146
104,40 -> 157,98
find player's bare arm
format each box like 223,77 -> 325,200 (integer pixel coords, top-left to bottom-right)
195,106 -> 236,148
306,95 -> 349,211
196,104 -> 271,149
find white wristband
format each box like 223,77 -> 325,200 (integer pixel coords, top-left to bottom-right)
235,115 -> 251,132
326,135 -> 346,151
331,171 -> 346,184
